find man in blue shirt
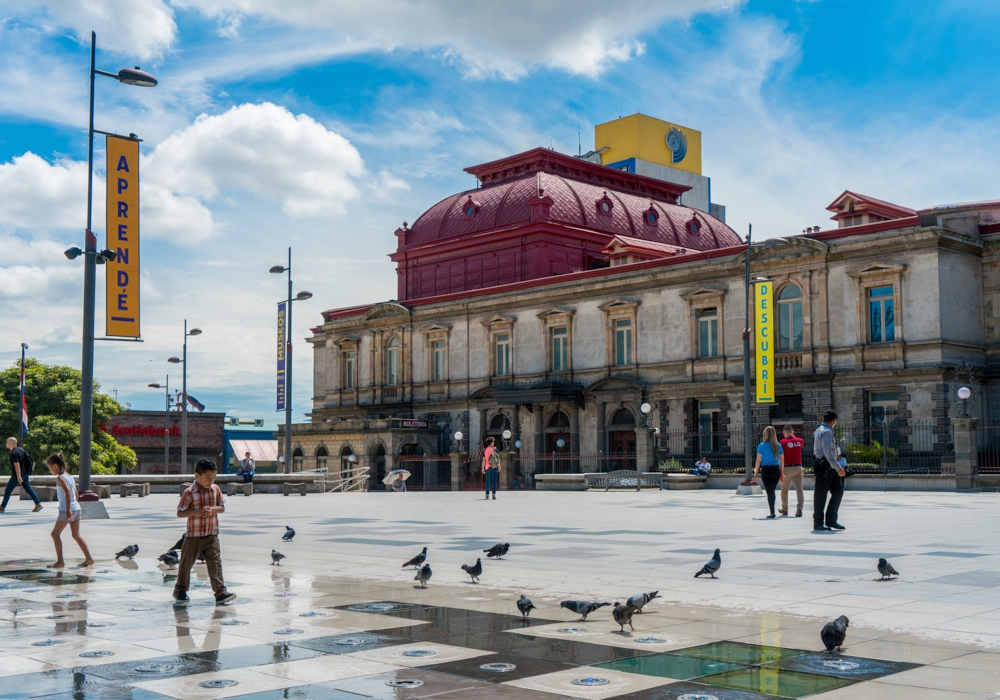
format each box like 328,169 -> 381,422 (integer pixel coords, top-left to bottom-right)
1,437 -> 43,513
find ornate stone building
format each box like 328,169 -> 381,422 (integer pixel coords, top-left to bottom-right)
288,144 -> 999,485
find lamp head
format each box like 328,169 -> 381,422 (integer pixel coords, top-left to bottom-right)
64,247 -> 83,260
958,387 -> 972,400
270,265 -> 286,274
188,328 -> 202,336
117,67 -> 157,87
148,383 -> 161,388
514,439 -> 523,449
101,249 -> 117,262
348,454 -> 357,463
640,402 -> 652,414
453,431 -> 463,441
21,343 -> 28,350
502,429 -> 512,440
167,356 -> 181,364
296,291 -> 313,301
556,438 -> 566,448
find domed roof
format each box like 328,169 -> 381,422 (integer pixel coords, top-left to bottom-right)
405,171 -> 741,251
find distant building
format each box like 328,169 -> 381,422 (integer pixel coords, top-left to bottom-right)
223,418 -> 280,473
102,410 -> 225,474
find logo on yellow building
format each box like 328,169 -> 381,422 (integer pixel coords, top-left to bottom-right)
665,127 -> 687,164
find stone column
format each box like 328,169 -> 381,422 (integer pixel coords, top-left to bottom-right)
450,452 -> 465,491
953,417 -> 978,491
534,405 -> 544,477
500,452 -> 515,490
635,428 -> 656,472
596,402 -> 606,454
478,408 -> 488,453
569,405 -> 580,470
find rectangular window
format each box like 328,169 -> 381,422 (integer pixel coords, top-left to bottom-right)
777,301 -> 803,351
698,400 -> 721,453
551,327 -> 568,372
869,286 -> 895,343
343,351 -> 356,389
698,309 -> 719,358
614,319 -> 633,365
432,341 -> 446,382
387,349 -> 399,385
494,333 -> 510,376
868,390 -> 899,426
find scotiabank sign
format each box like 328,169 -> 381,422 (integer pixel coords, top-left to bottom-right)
102,424 -> 180,437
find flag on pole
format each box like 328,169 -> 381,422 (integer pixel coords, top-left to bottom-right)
19,359 -> 28,436
185,394 -> 206,412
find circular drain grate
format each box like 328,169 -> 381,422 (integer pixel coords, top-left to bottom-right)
635,637 -> 667,644
333,637 -> 370,646
401,649 -> 437,657
298,611 -> 327,617
348,602 -> 412,613
570,677 -> 611,687
135,663 -> 179,674
678,695 -> 720,700
480,663 -> 517,672
97,569 -> 113,574
386,679 -> 424,688
79,650 -> 115,658
199,680 -> 239,688
273,592 -> 296,597
87,622 -> 116,628
47,614 -> 72,619
220,619 -> 249,626
823,660 -> 861,671
32,639 -> 65,647
555,627 -> 585,634
273,627 -> 303,635
56,593 -> 79,598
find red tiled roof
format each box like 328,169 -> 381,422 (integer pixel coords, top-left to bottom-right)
602,235 -> 689,257
826,190 -> 916,218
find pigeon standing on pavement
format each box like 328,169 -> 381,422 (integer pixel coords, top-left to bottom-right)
271,549 -> 286,566
626,591 -> 659,613
613,602 -> 639,632
157,550 -> 179,569
282,527 -> 295,542
462,558 -> 483,583
484,543 -> 510,559
694,549 -> 722,578
517,594 -> 536,621
877,558 -> 899,580
403,547 -> 428,569
560,600 -> 610,621
115,544 -> 139,560
414,563 -> 432,588
821,615 -> 849,652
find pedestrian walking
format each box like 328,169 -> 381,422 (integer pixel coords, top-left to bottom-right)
44,453 -> 94,568
813,410 -> 846,532
1,437 -> 43,513
690,456 -> 712,476
482,436 -> 499,500
754,426 -> 784,519
173,459 -> 236,606
779,425 -> 805,517
237,452 -> 255,484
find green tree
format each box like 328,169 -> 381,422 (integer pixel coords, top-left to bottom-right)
0,359 -> 136,475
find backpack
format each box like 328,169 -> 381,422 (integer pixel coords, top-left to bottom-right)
21,449 -> 34,474
488,449 -> 501,469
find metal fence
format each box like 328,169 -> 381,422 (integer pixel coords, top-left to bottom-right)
394,455 -> 452,491
656,421 -> 954,476
512,452 -> 639,475
976,423 -> 1000,474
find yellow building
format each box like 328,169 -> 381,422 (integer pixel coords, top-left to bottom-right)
595,113 -> 702,175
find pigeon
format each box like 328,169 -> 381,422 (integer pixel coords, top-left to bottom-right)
877,558 -> 899,580
271,550 -> 286,566
403,547 -> 428,569
626,591 -> 659,613
414,563 -> 432,588
157,550 -> 179,569
694,549 -> 722,578
171,535 -> 205,562
115,544 -> 139,560
462,558 -> 483,583
560,600 -> 610,621
517,594 -> 536,621
613,602 -> 639,632
821,615 -> 849,652
282,527 -> 295,542
484,543 -> 510,559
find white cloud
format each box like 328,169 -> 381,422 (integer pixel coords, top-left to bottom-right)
0,0 -> 177,61
144,102 -> 365,218
0,153 -> 88,230
176,0 -> 739,78
142,184 -> 219,243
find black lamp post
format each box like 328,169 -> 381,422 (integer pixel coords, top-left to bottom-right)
148,378 -> 170,471
168,321 -> 201,472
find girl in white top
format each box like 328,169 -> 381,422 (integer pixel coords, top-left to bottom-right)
45,453 -> 94,568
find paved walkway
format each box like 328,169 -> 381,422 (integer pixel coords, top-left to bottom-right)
0,489 -> 997,698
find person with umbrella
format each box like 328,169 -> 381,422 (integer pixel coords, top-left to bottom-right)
384,469 -> 410,492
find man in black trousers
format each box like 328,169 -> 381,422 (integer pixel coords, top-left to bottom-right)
812,410 -> 845,531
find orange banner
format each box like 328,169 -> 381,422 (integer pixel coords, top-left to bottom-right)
105,136 -> 140,338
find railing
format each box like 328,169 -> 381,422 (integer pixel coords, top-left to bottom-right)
394,455 -> 451,491
775,353 -> 802,371
977,423 -> 1000,474
325,466 -> 370,492
513,452 -> 638,475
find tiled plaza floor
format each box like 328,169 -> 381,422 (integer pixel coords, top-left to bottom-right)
0,489 -> 998,698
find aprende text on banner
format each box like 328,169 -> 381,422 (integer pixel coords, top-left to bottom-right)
276,301 -> 286,411
754,279 -> 775,404
105,136 -> 140,338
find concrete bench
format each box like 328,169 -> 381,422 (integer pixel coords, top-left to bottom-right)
585,470 -> 666,491
283,482 -> 308,496
91,485 -> 112,499
665,473 -> 708,490
20,486 -> 58,502
227,482 -> 253,497
533,474 -> 588,491
120,483 -> 149,498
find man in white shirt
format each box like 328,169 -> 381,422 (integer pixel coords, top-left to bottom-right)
690,456 -> 711,476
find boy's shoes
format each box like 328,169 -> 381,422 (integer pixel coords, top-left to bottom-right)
172,591 -> 190,605
216,592 -> 237,605
492,494 -> 496,500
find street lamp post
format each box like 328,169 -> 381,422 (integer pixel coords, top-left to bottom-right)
168,322 -> 201,473
270,249 -> 312,474
73,32 -> 157,494
148,378 -> 170,471
742,226 -> 754,483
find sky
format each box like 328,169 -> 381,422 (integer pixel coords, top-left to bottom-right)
1,0 -> 998,423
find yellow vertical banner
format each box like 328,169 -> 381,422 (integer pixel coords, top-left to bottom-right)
105,135 -> 140,338
755,280 -> 775,403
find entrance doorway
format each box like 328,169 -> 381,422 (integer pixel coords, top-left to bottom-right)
608,408 -> 637,470
370,444 -> 386,491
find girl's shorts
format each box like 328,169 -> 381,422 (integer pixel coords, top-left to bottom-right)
57,510 -> 81,523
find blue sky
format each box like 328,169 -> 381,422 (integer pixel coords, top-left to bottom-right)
1,0 -> 998,422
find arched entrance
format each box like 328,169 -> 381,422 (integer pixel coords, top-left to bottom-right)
609,408 -> 637,470
369,443 -> 387,490
545,411 -> 571,473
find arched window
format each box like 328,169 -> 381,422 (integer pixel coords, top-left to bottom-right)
777,285 -> 803,351
315,446 -> 328,472
548,411 -> 570,428
610,409 -> 635,426
340,445 -> 354,473
292,447 -> 304,472
386,336 -> 400,385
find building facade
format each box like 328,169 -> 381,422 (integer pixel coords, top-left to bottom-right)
102,410 -> 225,474
290,125 -> 999,482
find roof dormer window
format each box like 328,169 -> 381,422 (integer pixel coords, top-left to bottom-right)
596,192 -> 614,217
462,195 -> 480,218
643,205 -> 658,226
687,216 -> 702,235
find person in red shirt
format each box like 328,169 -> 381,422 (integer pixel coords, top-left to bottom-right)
779,425 -> 805,517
